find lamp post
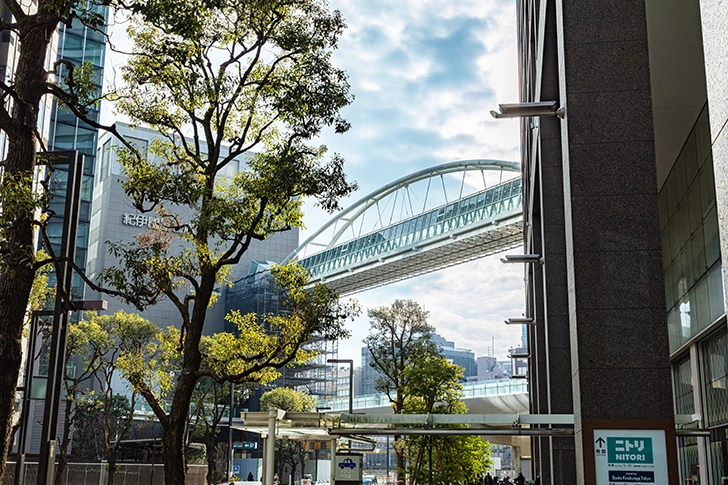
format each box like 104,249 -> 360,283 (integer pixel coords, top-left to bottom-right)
327,359 -> 353,451
314,407 -> 331,481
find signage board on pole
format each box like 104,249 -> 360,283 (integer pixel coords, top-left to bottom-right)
593,429 -> 669,484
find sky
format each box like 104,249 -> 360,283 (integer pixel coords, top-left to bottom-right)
102,0 -> 526,365
301,0 -> 526,365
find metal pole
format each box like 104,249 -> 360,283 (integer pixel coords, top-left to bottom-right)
37,151 -> 84,485
330,439 -> 337,485
15,311 -> 51,485
347,364 -> 353,451
265,409 -> 276,485
386,436 -> 390,485
228,383 -> 234,480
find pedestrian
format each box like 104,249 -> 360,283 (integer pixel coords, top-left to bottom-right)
248,472 -> 255,481
274,474 -> 279,485
534,475 -> 540,485
485,473 -> 494,485
515,473 -> 525,485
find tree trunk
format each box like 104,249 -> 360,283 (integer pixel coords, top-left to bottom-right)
162,418 -> 188,485
54,395 -> 75,484
205,433 -> 217,485
394,436 -> 405,485
107,445 -> 117,485
0,13 -> 57,479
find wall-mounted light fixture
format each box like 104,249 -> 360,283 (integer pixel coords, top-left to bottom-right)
490,101 -> 565,119
505,317 -> 535,325
500,254 -> 544,264
509,350 -> 530,359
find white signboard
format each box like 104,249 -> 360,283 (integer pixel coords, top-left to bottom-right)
594,429 -> 669,485
334,455 -> 362,482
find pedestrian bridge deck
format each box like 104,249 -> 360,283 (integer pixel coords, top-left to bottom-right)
318,378 -> 529,415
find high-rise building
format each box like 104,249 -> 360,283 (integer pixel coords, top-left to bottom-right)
8,9 -> 108,457
516,1 -> 728,483
429,332 -> 477,378
359,330 -> 477,396
45,10 -> 108,298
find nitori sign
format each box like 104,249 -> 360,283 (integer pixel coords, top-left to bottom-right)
607,437 -> 654,464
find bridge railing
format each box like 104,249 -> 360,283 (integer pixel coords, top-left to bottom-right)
300,177 -> 522,278
319,377 -> 528,411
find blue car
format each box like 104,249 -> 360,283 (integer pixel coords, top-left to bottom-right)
338,459 -> 356,470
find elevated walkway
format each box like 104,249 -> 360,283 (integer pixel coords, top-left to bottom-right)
318,378 -> 529,415
284,160 -> 523,295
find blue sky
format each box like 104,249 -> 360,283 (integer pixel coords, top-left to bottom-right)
102,0 -> 525,364
303,0 -> 526,364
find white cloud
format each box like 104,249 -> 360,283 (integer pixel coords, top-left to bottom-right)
307,0 -> 524,367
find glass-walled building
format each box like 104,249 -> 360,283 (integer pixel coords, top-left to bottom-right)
45,7 -> 108,298
660,104 -> 727,485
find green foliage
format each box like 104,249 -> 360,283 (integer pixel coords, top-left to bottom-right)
401,355 -> 465,414
199,263 -> 356,384
71,394 -> 132,461
260,387 -> 315,412
364,299 -> 438,412
399,357 -> 492,485
27,250 -> 54,318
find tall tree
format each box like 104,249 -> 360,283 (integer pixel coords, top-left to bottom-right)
0,1 -> 106,478
363,299 -> 438,484
92,0 -> 358,482
400,356 -> 492,485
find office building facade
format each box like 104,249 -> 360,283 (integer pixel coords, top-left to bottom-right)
517,1 -> 728,484
89,122 -> 300,331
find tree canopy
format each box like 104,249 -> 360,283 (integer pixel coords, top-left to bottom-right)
260,387 -> 316,413
364,299 -> 439,483
400,356 -> 492,485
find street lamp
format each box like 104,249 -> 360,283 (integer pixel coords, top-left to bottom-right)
327,359 -> 353,450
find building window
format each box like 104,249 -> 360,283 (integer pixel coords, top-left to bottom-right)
661,105 -> 725,352
673,355 -> 694,416
702,326 -> 728,428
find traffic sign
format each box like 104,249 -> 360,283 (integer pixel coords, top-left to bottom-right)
233,441 -> 258,450
594,429 -> 668,484
334,455 -> 362,482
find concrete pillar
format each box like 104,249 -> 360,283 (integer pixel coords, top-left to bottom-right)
699,0 -> 728,303
265,409 -> 277,485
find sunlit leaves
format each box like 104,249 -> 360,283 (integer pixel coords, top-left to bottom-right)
259,387 -> 315,412
200,262 -> 356,383
400,356 -> 492,485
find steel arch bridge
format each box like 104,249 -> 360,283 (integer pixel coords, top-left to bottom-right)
284,159 -> 524,295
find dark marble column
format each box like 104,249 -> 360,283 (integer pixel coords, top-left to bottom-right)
556,1 -> 678,483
